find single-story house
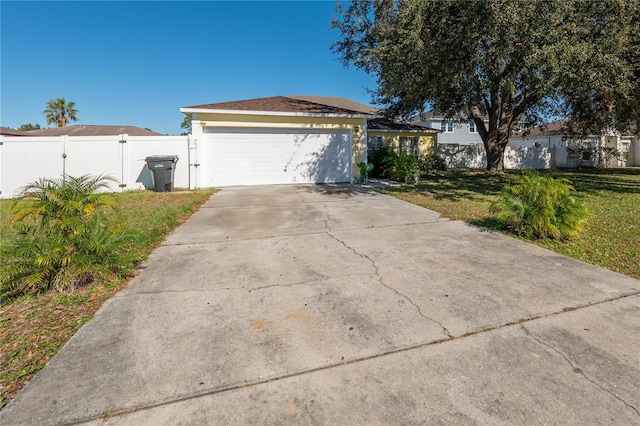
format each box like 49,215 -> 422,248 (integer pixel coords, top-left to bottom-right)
509,120 -> 640,167
180,95 -> 438,187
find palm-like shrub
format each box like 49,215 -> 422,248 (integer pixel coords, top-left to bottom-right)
1,175 -> 140,301
356,161 -> 374,183
490,170 -> 588,240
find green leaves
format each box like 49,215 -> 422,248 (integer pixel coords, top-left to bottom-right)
43,98 -> 78,127
490,169 -> 588,240
333,0 -> 639,170
382,151 -> 420,183
1,175 -> 140,302
419,153 -> 447,174
357,161 -> 374,183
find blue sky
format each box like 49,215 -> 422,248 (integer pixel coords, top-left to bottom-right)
1,1 -> 377,135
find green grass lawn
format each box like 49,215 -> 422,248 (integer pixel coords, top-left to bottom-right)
1,169 -> 639,406
0,188 -> 215,406
376,168 -> 640,280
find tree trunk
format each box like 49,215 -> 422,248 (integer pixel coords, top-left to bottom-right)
483,126 -> 510,172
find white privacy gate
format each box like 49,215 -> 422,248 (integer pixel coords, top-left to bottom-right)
0,135 -> 192,198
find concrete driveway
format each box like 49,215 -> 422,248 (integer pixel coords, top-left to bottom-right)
2,184 -> 639,425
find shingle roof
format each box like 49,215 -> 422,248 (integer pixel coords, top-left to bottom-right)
24,125 -> 164,137
367,118 -> 439,132
515,121 -> 639,138
183,96 -> 371,116
0,126 -> 30,136
512,120 -> 568,138
413,110 -> 489,122
288,95 -> 379,115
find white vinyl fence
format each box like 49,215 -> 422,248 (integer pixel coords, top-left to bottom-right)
0,135 -> 193,198
436,144 -> 552,169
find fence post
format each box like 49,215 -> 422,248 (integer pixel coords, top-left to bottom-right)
61,135 -> 68,182
118,134 -> 128,191
188,135 -> 199,190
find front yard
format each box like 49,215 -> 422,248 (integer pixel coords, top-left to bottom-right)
1,168 -> 638,408
376,168 -> 640,280
0,189 -> 215,406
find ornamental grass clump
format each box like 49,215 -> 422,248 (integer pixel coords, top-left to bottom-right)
490,169 -> 588,240
0,175 -> 140,302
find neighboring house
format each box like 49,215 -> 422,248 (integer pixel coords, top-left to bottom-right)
180,95 -> 441,187
24,125 -> 163,137
509,120 -> 639,168
0,126 -> 30,136
411,111 -> 489,146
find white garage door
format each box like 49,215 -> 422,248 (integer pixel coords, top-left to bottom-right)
199,128 -> 351,186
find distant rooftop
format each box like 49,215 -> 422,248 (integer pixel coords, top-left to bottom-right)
24,125 -> 164,137
368,118 -> 439,132
511,120 -> 567,138
0,126 -> 30,136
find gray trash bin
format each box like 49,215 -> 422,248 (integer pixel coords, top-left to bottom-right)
145,155 -> 179,192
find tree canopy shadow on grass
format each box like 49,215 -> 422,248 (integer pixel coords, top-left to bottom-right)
382,169 -> 511,202
543,168 -> 640,195
467,216 -> 505,232
384,168 -> 640,202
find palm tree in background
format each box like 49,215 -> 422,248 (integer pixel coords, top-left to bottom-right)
43,98 -> 78,127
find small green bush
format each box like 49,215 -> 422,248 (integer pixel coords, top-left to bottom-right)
1,175 -> 140,302
490,169 -> 588,240
356,161 -> 374,183
383,151 -> 420,183
367,144 -> 395,178
419,153 -> 447,174
365,143 -> 425,183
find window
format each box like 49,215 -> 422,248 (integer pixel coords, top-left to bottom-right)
440,120 -> 454,132
469,121 -> 477,133
367,136 -> 384,152
399,137 -> 420,156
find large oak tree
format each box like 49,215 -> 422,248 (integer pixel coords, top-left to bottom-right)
332,0 -> 639,171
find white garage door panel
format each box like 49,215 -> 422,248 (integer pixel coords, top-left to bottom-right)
200,129 -> 350,186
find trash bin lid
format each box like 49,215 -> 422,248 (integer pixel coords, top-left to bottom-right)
145,155 -> 179,162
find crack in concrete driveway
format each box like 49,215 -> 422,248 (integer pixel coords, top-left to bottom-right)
2,184 -> 638,426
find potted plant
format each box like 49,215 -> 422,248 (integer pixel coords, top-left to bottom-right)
357,161 -> 374,184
